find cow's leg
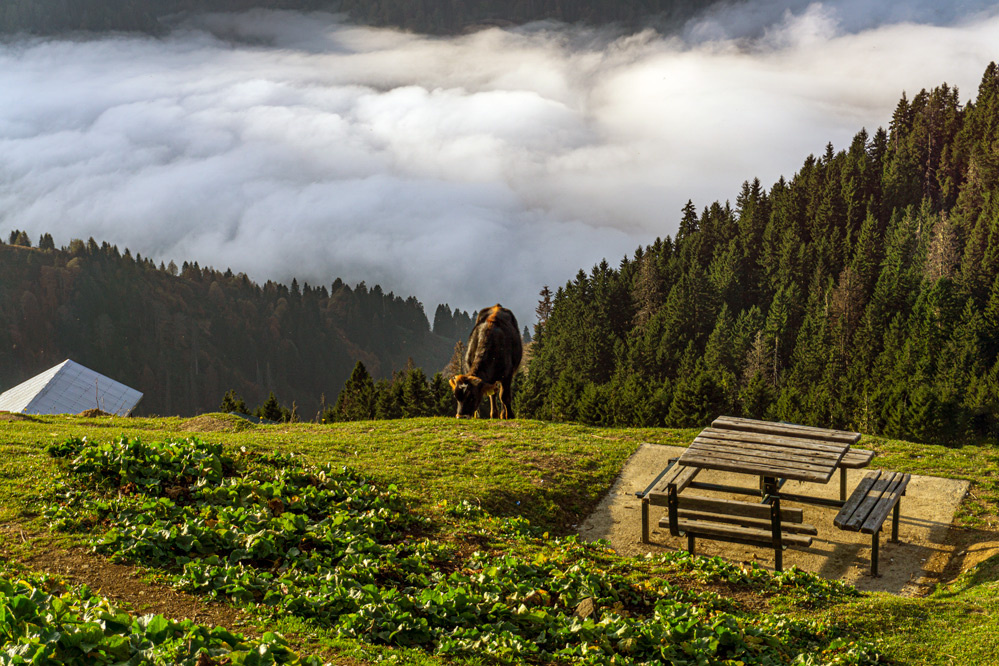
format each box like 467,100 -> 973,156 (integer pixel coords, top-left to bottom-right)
501,378 -> 513,419
494,384 -> 507,419
488,393 -> 498,418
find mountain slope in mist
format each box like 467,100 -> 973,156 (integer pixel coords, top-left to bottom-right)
520,63 -> 999,445
0,238 -> 471,416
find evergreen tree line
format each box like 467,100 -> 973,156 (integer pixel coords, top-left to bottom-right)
219,360 -> 459,421
431,304 -> 475,342
517,63 -> 999,446
0,0 -> 725,36
0,236 -> 464,416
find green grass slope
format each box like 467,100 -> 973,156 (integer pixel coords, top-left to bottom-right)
0,413 -> 996,664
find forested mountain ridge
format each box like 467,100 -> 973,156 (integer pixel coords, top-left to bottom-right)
0,236 -> 472,416
0,0 -> 724,36
519,63 -> 999,446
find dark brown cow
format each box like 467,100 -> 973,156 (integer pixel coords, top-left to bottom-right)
449,304 -> 523,419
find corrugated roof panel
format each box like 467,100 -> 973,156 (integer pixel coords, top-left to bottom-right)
0,359 -> 142,416
0,361 -> 67,413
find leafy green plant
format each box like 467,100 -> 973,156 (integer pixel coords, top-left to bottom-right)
43,435 -> 884,665
0,567 -> 317,665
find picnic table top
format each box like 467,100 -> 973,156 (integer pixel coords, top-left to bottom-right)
677,416 -> 861,484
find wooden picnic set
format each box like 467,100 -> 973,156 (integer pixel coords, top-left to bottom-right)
637,416 -> 911,575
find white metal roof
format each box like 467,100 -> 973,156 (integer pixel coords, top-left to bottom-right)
0,359 -> 143,416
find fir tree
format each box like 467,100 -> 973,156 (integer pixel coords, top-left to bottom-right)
219,389 -> 249,414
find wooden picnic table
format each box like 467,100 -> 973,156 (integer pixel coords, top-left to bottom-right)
677,416 -> 860,485
639,416 -> 899,575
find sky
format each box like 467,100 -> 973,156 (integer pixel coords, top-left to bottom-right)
1,1 -> 998,322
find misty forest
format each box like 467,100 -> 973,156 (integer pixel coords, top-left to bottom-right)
4,62 -> 999,447
520,63 -> 999,445
0,236 -> 474,417
0,3 -> 998,447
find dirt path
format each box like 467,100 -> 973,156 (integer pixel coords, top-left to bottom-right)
579,444 -> 987,595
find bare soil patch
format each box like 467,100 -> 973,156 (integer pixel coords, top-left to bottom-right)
580,443 -> 980,595
3,527 -> 252,632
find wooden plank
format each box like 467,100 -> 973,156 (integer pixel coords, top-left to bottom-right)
671,509 -> 818,535
845,472 -> 907,531
687,440 -> 843,470
839,449 -> 875,468
649,464 -> 700,495
834,470 -> 881,530
696,428 -> 850,457
673,519 -> 813,548
712,415 -> 860,444
676,494 -> 803,523
684,446 -> 836,476
860,473 -> 911,534
678,452 -> 832,483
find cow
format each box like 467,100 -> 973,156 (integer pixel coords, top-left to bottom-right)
449,304 -> 523,419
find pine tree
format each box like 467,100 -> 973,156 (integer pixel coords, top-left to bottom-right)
219,389 -> 248,414
330,361 -> 376,421
256,392 -> 289,422
400,367 -> 434,417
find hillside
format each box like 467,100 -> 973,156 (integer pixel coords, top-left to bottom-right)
0,414 -> 997,664
520,62 -> 999,447
0,239 -> 473,416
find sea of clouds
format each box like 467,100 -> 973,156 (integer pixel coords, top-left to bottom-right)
1,0 -> 998,320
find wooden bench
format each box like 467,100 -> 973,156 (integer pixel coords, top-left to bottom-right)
639,461 -> 700,544
834,470 -> 910,576
837,448 -> 875,501
661,490 -> 815,571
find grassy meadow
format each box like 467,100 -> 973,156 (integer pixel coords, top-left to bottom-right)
0,412 -> 997,664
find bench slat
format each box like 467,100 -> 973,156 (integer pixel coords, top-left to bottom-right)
650,464 -> 699,495
673,519 -> 813,549
676,494 -> 804,523
844,472 -> 906,531
834,470 -> 881,529
646,465 -> 701,506
672,509 -> 818,535
860,473 -> 910,534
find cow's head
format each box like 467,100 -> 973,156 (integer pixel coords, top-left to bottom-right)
449,374 -> 493,418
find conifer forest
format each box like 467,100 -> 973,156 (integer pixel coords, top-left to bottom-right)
518,63 -> 999,446
0,237 -> 472,417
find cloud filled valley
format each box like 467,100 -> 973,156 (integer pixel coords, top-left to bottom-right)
1,1 -> 998,320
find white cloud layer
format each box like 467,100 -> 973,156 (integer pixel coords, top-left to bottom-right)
1,1 -> 998,320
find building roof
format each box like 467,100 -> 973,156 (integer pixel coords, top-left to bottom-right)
0,359 -> 143,416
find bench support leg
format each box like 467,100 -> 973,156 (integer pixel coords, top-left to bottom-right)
840,467 -> 847,502
871,530 -> 880,577
763,477 -> 783,572
891,501 -> 901,542
641,498 -> 650,544
687,533 -> 695,556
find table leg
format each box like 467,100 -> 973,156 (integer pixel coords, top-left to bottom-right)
871,530 -> 880,577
